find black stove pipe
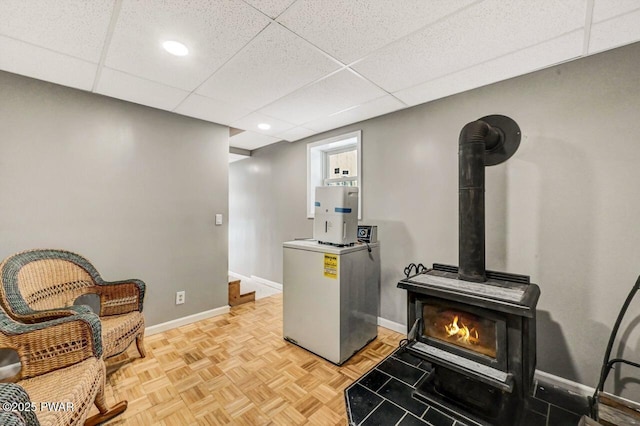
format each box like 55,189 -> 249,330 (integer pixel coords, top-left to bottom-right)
458,121 -> 497,282
458,118 -> 512,283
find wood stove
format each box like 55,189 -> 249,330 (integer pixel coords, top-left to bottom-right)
398,116 -> 540,425
399,264 -> 539,425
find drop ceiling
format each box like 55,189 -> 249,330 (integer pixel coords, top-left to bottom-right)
1,1 -> 639,151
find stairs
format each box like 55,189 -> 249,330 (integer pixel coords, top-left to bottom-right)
228,278 -> 255,306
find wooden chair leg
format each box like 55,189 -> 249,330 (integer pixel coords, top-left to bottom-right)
85,400 -> 128,426
136,332 -> 146,358
85,373 -> 127,426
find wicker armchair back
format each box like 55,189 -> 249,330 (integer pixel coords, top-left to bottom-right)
0,249 -> 146,359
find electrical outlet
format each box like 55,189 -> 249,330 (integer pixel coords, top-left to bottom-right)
176,291 -> 185,305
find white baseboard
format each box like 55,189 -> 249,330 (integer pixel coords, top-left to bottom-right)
534,369 -> 595,397
228,271 -> 283,291
377,317 -> 406,334
251,275 -> 283,291
228,270 -> 251,282
145,305 -> 230,336
0,305 -> 600,402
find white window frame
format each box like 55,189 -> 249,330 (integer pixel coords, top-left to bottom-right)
307,130 -> 362,219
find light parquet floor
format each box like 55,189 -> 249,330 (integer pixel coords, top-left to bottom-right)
96,294 -> 404,425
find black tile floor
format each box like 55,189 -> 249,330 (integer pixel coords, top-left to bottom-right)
345,347 -> 591,426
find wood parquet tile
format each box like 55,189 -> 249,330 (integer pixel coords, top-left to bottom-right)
94,293 -> 404,425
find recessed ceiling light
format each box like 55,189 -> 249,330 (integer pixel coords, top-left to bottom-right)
162,40 -> 189,56
258,123 -> 271,130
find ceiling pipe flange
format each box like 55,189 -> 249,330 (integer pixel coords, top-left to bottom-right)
480,114 -> 522,166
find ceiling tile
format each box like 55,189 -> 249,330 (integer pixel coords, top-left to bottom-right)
197,23 -> 340,110
95,68 -> 189,111
275,126 -> 317,142
0,36 -> 97,91
304,95 -> 406,133
589,8 -> 640,54
0,0 -> 114,62
231,111 -> 297,136
230,131 -> 282,150
353,0 -> 587,93
105,0 -> 270,91
243,0 -> 297,19
395,31 -> 583,106
277,0 -> 475,64
5,0 -> 638,155
259,69 -> 388,125
173,94 -> 252,126
592,0 -> 640,22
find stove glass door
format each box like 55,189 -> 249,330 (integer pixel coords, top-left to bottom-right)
422,301 -> 498,359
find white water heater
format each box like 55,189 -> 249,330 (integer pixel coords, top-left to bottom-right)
313,186 -> 358,246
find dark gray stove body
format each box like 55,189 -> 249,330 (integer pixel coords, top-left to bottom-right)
396,116 -> 540,425
398,264 -> 540,425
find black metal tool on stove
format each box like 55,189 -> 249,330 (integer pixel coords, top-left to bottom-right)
404,262 -> 427,278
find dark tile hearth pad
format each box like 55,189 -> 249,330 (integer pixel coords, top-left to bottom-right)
345,347 -> 589,426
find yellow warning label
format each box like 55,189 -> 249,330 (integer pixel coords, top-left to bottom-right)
324,254 -> 338,279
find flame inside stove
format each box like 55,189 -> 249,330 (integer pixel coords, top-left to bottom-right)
444,315 -> 479,345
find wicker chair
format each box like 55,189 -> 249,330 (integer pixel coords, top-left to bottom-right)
0,306 -> 127,425
0,249 -> 146,360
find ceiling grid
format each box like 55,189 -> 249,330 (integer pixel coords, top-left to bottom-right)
1,0 -> 639,150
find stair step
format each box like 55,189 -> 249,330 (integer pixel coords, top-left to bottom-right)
228,279 -> 255,306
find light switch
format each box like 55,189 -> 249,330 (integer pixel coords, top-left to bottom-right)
215,214 -> 223,225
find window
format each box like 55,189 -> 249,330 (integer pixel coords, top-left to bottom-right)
307,130 -> 362,219
325,147 -> 357,186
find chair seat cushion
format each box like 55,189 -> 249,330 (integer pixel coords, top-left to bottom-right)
101,311 -> 144,358
18,357 -> 103,426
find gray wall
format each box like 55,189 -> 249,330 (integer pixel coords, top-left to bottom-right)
230,42 -> 640,395
0,71 -> 229,327
229,140 -> 311,281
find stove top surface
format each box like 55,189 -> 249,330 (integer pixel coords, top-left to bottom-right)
398,264 -> 540,317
